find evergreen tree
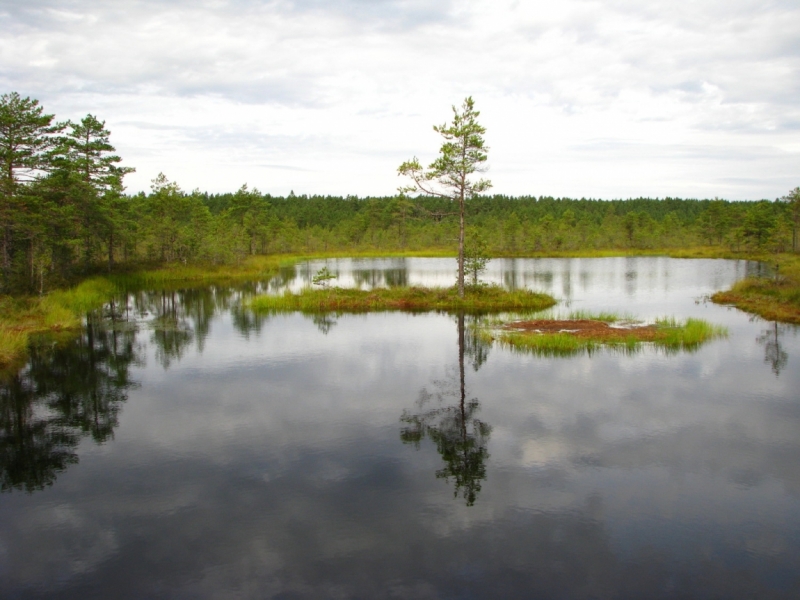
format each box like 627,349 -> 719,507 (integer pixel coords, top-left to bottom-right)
61,114 -> 134,269
399,97 -> 491,297
0,92 -> 64,289
781,187 -> 800,252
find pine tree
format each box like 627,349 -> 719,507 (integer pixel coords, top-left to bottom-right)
399,97 -> 491,297
0,92 -> 64,288
61,114 -> 134,269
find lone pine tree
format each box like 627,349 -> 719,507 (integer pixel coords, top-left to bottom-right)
398,97 -> 491,297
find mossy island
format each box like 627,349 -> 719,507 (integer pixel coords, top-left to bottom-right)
248,284 -> 557,315
477,313 -> 728,357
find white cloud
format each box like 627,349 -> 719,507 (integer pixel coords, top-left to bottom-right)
0,0 -> 797,198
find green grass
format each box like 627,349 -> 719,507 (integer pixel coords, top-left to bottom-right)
42,277 -> 117,316
0,328 -> 27,369
564,309 -> 627,322
478,316 -> 728,357
711,254 -> 800,324
109,255 -> 286,288
0,277 -> 120,368
249,284 -> 556,314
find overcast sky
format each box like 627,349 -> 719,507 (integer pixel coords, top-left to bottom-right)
1,0 -> 798,199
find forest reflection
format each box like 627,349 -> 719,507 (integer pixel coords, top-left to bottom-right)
0,317 -> 141,493
401,314 -> 492,506
0,278 -> 321,493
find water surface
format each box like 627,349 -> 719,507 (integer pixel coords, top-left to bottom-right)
1,257 -> 798,599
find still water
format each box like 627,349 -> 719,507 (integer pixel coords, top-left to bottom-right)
1,257 -> 799,599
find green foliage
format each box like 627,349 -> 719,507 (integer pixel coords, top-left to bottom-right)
1,89 -> 798,303
399,97 -> 492,297
744,201 -> 776,249
311,265 -> 337,288
464,230 -> 490,287
0,92 -> 64,292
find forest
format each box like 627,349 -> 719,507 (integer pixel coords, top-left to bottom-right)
2,91 -> 799,295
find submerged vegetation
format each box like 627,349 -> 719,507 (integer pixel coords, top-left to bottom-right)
478,314 -> 728,357
249,285 -> 556,314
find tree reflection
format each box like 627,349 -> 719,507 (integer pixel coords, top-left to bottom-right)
353,269 -> 382,289
0,318 -> 140,493
384,268 -> 408,287
132,287 -> 235,368
0,373 -> 79,493
757,321 -> 788,376
310,313 -> 337,335
401,314 -> 492,506
464,315 -> 490,371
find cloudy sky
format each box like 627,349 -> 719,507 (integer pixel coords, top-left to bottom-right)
1,0 -> 798,199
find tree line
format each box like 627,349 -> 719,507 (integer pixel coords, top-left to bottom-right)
2,91 -> 798,295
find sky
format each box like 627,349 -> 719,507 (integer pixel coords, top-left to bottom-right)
1,0 -> 798,200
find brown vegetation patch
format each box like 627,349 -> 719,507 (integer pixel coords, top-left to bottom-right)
504,319 -> 660,341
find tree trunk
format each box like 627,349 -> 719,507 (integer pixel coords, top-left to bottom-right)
108,230 -> 114,271
29,238 -> 35,289
458,312 -> 466,446
458,195 -> 465,298
1,226 -> 9,287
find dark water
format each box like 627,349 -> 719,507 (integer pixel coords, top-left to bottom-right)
2,257 -> 799,599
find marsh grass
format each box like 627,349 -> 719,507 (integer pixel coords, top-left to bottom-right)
249,285 -> 556,314
479,315 -> 728,357
109,249 -> 458,289
109,256 -> 285,288
711,254 -> 800,324
0,277 -> 120,367
0,328 -> 27,367
564,309 -> 629,323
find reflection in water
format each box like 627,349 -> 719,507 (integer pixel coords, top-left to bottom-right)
311,313 -> 337,335
503,263 -> 519,290
353,269 -> 382,288
0,319 -> 140,492
3,258 -> 799,598
351,267 -> 409,289
134,287 -> 232,367
384,268 -> 408,287
757,321 -> 789,376
270,264 -> 298,291
401,315 -> 492,505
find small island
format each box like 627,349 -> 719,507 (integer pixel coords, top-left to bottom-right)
478,314 -> 728,356
249,285 -> 557,314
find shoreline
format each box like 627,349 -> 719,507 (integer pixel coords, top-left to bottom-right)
2,249 -> 798,369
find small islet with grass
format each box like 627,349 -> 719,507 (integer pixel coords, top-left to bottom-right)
475,311 -> 728,357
